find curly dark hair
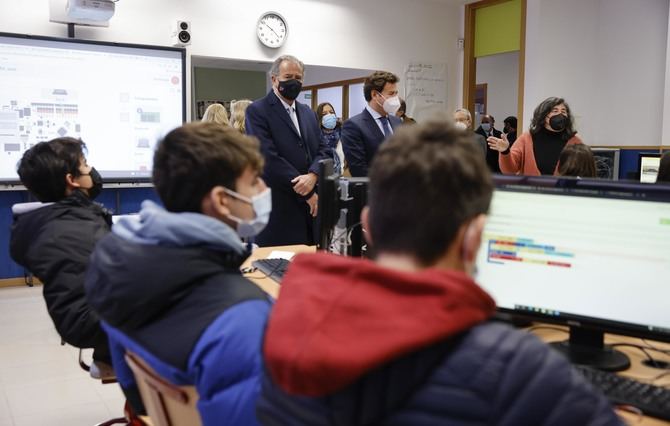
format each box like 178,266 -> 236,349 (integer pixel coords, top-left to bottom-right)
529,97 -> 577,142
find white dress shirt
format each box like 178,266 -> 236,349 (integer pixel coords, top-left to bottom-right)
275,91 -> 301,137
365,105 -> 393,136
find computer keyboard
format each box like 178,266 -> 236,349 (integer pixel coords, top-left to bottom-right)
575,364 -> 670,421
252,258 -> 291,283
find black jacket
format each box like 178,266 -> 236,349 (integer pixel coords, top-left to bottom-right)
476,126 -> 504,173
246,90 -> 332,246
10,191 -> 112,348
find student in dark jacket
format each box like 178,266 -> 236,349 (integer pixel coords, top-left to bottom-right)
10,137 -> 111,368
257,116 -> 623,426
85,123 -> 272,425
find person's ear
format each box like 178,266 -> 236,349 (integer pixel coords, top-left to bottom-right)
361,206 -> 373,247
65,173 -> 82,189
462,214 -> 487,266
201,186 -> 232,219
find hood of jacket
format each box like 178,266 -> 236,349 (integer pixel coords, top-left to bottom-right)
10,190 -> 110,266
263,252 -> 496,397
85,200 -> 251,330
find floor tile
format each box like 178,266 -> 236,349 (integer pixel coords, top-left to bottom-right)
12,402 -> 113,426
5,371 -> 100,418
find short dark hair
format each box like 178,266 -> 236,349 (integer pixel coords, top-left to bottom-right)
530,97 -> 577,142
368,114 -> 493,266
17,137 -> 86,202
657,151 -> 670,183
364,71 -> 399,102
558,144 -> 596,178
398,98 -> 407,114
153,122 -> 264,213
503,116 -> 517,129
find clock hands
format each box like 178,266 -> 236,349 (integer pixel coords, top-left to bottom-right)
263,22 -> 281,39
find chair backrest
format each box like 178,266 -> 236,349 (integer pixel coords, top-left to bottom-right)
125,351 -> 202,426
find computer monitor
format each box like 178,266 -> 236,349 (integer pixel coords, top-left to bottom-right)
590,148 -> 620,180
0,32 -> 186,184
476,175 -> 670,371
639,153 -> 662,183
317,159 -> 368,257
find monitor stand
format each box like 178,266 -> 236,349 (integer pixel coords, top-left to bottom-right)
550,326 -> 630,372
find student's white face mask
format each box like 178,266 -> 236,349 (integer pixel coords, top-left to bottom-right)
223,187 -> 272,239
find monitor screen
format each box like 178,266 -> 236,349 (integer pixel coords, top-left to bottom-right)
317,159 -> 368,257
590,148 -> 619,180
639,153 -> 662,183
0,33 -> 186,183
476,176 -> 670,369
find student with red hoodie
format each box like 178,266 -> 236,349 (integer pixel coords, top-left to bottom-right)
256,116 -> 622,425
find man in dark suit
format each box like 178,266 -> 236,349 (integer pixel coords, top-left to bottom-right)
475,114 -> 504,173
246,55 -> 331,246
341,71 -> 402,177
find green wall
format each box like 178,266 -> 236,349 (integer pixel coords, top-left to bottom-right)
193,67 -> 267,106
474,0 -> 522,58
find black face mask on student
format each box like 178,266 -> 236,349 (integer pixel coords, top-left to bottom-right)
549,114 -> 568,132
84,167 -> 103,200
277,79 -> 302,101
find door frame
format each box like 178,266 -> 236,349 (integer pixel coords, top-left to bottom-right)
463,0 -> 526,129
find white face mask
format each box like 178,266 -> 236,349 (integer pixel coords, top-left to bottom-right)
223,187 -> 272,239
454,121 -> 468,131
377,93 -> 401,115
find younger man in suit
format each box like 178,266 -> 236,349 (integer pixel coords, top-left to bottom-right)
341,71 -> 402,177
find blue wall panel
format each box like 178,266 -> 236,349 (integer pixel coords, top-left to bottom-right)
618,149 -> 661,180
0,187 -> 160,280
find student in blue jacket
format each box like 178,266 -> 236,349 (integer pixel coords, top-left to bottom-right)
85,122 -> 272,425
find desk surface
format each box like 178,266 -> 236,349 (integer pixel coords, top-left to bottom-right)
244,246 -> 669,425
242,244 -> 316,299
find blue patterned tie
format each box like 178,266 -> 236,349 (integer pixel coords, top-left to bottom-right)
379,116 -> 392,137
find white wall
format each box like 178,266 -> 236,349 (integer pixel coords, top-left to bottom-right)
0,0 -> 462,120
663,3 -> 670,147
524,0 -> 669,146
475,51 -> 519,127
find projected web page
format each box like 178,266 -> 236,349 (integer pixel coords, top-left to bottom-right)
0,36 -> 184,181
476,189 -> 670,332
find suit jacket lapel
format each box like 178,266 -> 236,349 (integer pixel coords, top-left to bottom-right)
362,108 -> 385,140
390,116 -> 400,131
294,104 -> 312,161
269,91 -> 301,138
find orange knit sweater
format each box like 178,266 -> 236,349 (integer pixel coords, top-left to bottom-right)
499,131 -> 583,176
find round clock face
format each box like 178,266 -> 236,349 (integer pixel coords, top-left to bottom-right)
257,12 -> 288,48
